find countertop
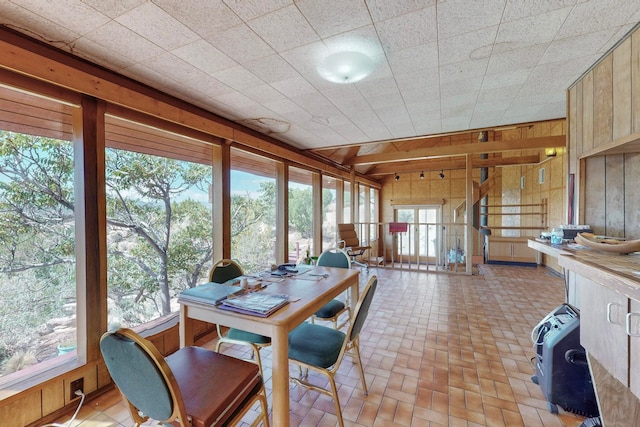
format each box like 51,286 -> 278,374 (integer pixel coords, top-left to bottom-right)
528,238 -> 640,301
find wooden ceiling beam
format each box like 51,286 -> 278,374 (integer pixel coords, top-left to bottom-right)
366,154 -> 541,175
343,135 -> 565,166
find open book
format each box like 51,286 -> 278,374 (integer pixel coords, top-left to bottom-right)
219,292 -> 289,317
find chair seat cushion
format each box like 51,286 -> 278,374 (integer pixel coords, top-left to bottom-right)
166,346 -> 262,427
227,328 -> 271,344
288,322 -> 345,368
314,299 -> 345,319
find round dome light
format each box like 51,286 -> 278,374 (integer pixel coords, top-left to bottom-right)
317,51 -> 375,84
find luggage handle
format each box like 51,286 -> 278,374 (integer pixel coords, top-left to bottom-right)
565,349 -> 588,367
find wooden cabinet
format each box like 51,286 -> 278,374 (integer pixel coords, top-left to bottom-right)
487,237 -> 537,264
578,275 -> 628,384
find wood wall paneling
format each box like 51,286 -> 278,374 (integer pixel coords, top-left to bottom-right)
583,71 -> 595,153
575,81 -> 584,158
593,56 -> 613,148
604,154 -> 625,237
0,389 -> 40,427
632,30 -> 640,133
584,157 -> 607,234
625,153 -> 640,240
612,37 -> 632,141
41,380 -> 64,417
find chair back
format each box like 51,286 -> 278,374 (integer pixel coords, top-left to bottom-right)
316,248 -> 351,269
348,276 -> 378,342
209,259 -> 244,283
100,328 -> 186,424
337,223 -> 361,247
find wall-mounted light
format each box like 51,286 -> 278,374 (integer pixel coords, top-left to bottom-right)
545,147 -> 557,157
394,173 -> 399,181
438,170 -> 445,180
420,171 -> 424,179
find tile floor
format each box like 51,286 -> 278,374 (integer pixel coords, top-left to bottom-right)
55,264 -> 588,427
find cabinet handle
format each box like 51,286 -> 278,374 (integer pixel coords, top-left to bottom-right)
626,313 -> 640,337
607,302 -> 622,324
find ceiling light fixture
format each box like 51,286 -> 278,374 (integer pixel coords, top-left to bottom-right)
420,171 -> 424,179
438,170 -> 445,180
318,51 -> 375,84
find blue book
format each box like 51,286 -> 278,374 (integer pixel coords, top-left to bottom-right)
178,282 -> 244,306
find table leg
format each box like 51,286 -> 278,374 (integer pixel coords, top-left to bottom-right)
180,306 -> 194,348
270,326 -> 290,426
350,276 -> 360,313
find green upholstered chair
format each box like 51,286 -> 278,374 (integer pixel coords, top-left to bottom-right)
208,259 -> 271,375
288,275 -> 378,427
312,248 -> 352,329
100,328 -> 269,427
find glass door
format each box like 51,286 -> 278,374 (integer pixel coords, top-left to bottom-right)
395,206 -> 441,266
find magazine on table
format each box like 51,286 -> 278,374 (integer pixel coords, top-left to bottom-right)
178,282 -> 244,306
219,292 -> 289,317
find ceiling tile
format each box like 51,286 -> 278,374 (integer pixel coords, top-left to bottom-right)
376,7 -> 437,52
11,0 -> 110,34
558,0 -> 640,38
207,24 -> 276,63
436,0 -> 505,39
495,7 -> 572,49
82,0 -> 146,19
502,0 -> 576,23
116,2 -> 200,50
211,65 -> 265,91
438,26 -> 498,65
248,4 -> 319,51
83,20 -> 166,63
386,42 -> 439,74
243,54 -> 300,83
367,0 -> 436,22
222,0 -> 292,21
153,0 -> 242,37
297,0 -> 371,38
172,39 -> 238,75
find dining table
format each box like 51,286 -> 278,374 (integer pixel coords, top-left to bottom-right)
178,265 -> 360,426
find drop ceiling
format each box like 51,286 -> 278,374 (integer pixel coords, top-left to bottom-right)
1,0 -> 639,173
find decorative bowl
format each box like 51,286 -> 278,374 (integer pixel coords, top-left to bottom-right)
574,233 -> 640,255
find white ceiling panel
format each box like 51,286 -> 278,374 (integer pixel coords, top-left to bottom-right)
1,0 -> 639,152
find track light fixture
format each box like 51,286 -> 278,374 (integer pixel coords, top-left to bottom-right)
394,173 -> 399,181
438,170 -> 445,180
420,171 -> 424,179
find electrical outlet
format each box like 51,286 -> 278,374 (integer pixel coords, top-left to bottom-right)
70,378 -> 83,400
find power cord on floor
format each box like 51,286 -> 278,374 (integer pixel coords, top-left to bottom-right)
40,390 -> 85,427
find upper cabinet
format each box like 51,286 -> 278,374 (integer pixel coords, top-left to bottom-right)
567,23 -> 640,240
569,28 -> 640,159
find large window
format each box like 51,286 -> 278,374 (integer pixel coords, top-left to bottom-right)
105,116 -> 213,329
289,167 -> 314,261
343,181 -> 351,224
322,176 -> 337,250
230,149 -> 277,272
0,86 -> 77,378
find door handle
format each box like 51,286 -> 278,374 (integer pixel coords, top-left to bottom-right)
607,302 -> 622,324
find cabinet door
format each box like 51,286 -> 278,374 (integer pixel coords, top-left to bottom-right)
578,275 -> 628,385
489,241 -> 512,261
511,241 -> 536,263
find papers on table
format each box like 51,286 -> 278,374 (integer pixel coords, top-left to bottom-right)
219,292 -> 289,317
